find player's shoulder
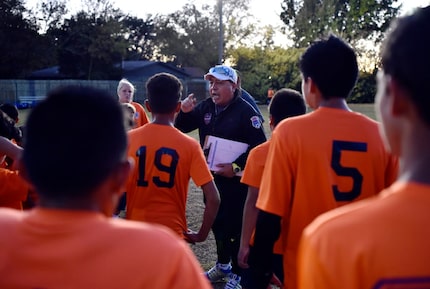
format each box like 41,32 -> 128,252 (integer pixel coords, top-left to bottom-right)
249,140 -> 270,157
271,113 -> 309,139
304,186 -> 394,242
131,101 -> 144,109
349,110 -> 379,126
0,208 -> 24,219
109,218 -> 187,249
127,122 -> 151,141
167,127 -> 202,150
0,208 -> 25,231
303,197 -> 377,247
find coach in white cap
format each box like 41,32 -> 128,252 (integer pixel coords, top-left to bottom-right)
175,64 -> 267,289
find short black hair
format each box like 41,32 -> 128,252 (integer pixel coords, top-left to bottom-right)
23,85 -> 127,199
381,6 -> 430,125
268,88 -> 306,126
299,34 -> 358,99
0,103 -> 19,122
146,73 -> 183,114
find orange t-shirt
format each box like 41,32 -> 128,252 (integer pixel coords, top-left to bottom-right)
241,140 -> 283,254
257,107 -> 398,289
299,181 -> 430,289
0,208 -> 212,289
131,101 -> 149,128
126,123 -> 213,237
0,168 -> 29,210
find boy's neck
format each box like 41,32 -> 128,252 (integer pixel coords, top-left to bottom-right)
318,98 -> 351,111
398,124 -> 430,186
151,114 -> 175,126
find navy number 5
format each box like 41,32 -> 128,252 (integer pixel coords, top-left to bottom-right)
331,140 -> 367,201
136,146 -> 179,188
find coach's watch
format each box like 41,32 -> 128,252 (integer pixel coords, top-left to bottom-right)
232,163 -> 241,174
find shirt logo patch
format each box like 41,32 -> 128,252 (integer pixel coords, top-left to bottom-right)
204,113 -> 212,125
250,116 -> 262,129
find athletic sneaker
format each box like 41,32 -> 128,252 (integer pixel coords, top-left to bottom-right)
205,262 -> 232,282
224,273 -> 242,289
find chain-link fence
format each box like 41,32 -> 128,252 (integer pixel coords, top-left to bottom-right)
0,79 -> 209,108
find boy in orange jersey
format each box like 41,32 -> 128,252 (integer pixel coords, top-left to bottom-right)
238,89 -> 306,287
116,78 -> 150,214
0,109 -> 22,168
117,78 -> 149,128
298,6 -> 430,289
0,85 -> 212,289
0,136 -> 30,210
247,34 -> 398,289
126,72 -> 220,243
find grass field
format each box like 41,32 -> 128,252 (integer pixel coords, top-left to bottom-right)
17,103 -> 377,129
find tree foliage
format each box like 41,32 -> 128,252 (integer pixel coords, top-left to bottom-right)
152,3 -> 219,68
0,0 -> 51,78
349,69 -> 377,103
231,46 -> 304,102
1,0 -> 399,103
45,0 -> 156,79
217,0 -> 255,50
152,0 -> 260,69
34,0 -> 68,32
52,11 -> 127,79
122,16 -> 156,60
280,0 -> 401,47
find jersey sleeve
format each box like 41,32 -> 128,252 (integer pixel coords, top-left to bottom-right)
241,143 -> 266,188
132,102 -> 149,127
190,139 -> 213,187
0,168 -> 29,209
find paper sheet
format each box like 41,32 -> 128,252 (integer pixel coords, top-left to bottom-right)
204,135 -> 249,176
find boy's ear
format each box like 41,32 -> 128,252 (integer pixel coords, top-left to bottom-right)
116,157 -> 134,193
269,115 -> 275,130
144,100 -> 152,112
16,158 -> 30,183
388,78 -> 410,117
308,77 -> 321,96
96,157 -> 134,217
175,101 -> 181,113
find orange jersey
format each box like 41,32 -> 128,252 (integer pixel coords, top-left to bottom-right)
0,168 -> 29,210
0,208 -> 212,289
299,181 -> 430,289
126,123 -> 213,237
131,101 -> 149,127
257,107 -> 398,289
241,140 -> 283,254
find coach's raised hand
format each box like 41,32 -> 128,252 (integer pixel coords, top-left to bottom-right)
180,93 -> 197,113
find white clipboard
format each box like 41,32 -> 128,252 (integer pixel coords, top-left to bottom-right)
204,135 -> 249,176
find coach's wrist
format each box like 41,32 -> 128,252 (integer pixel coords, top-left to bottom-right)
232,163 -> 241,174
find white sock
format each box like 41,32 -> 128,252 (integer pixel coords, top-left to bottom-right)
217,262 -> 231,270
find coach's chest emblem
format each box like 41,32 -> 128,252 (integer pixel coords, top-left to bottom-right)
204,113 -> 212,125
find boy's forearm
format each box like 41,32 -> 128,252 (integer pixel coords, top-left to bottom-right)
240,186 -> 259,248
0,136 -> 22,160
198,182 -> 220,239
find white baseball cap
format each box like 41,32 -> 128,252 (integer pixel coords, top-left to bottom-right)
204,65 -> 238,84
